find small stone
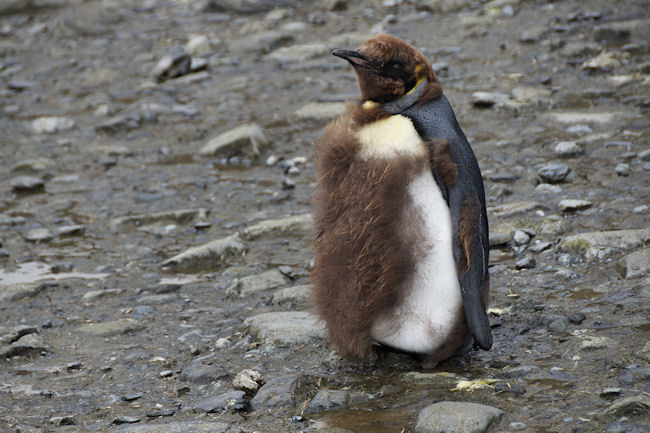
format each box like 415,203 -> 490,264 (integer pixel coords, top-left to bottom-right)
603,395 -> 650,418
636,341 -> 650,362
529,241 -> 552,253
113,415 -> 140,424
471,91 -> 510,107
519,27 -> 545,43
11,157 -> 55,173
582,51 -> 622,71
123,392 -> 144,401
185,34 -> 210,56
199,123 -> 269,158
180,354 -> 229,384
55,224 -> 86,237
512,230 -> 531,246
271,284 -> 311,305
160,370 -> 174,378
560,228 -> 650,260
594,25 -> 632,46
232,369 -> 265,395
31,116 -> 75,134
504,365 -> 542,378
559,199 -> 593,212
554,141 -> 583,157
580,335 -> 616,351
568,313 -> 586,324
601,387 -> 622,396
146,409 -> 175,418
244,311 -> 326,346
50,415 -> 76,425
615,163 -> 630,176
231,270 -> 288,297
488,201 -> 544,218
215,338 -> 231,349
11,176 -> 44,192
66,361 -> 82,370
24,228 -> 53,243
548,318 -> 569,334
415,401 -> 504,433
111,208 -> 208,231
566,124 -> 593,134
538,163 -> 570,184
294,102 -> 346,121
193,390 -> 247,413
509,422 -> 527,431
616,249 -> 650,279
511,86 -> 551,103
536,183 -> 563,193
76,318 -> 145,337
0,333 -> 48,358
515,254 -> 535,269
161,234 -> 247,271
151,46 -> 191,82
304,389 -> 350,414
240,214 -> 313,241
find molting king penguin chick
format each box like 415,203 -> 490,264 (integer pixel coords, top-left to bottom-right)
311,34 -> 492,362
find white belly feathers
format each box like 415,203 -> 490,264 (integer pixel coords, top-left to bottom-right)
355,113 -> 463,354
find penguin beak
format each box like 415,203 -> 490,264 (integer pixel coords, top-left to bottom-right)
332,49 -> 374,69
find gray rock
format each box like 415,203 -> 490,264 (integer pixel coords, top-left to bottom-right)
0,333 -> 48,358
504,365 -> 541,378
519,27 -> 545,43
271,284 -> 311,305
199,123 -> 269,158
304,389 -> 349,414
113,416 -> 140,424
232,369 -> 264,394
31,116 -> 75,134
603,395 -> 650,418
471,91 -> 510,107
538,163 -> 570,184
185,34 -> 211,56
509,422 -> 527,431
559,199 -> 593,212
229,30 -> 293,54
617,365 -> 650,386
115,421 -> 229,433
180,354 -> 229,384
161,234 -> 247,270
402,371 -> 467,387
232,270 -> 288,297
240,213 -> 313,240
561,42 -> 603,58
616,248 -> 650,279
24,228 -> 53,243
488,201 -> 544,218
548,318 -> 569,334
560,228 -> 650,260
244,311 -> 326,346
615,163 -> 630,176
566,124 -> 593,134
55,224 -> 86,237
0,325 -> 38,345
579,335 -> 616,351
0,282 -> 43,303
535,183 -> 563,193
513,230 -> 531,245
511,86 -> 551,103
529,240 -> 552,253
415,401 -> 504,433
111,208 -> 208,231
554,141 -> 583,157
82,288 -> 124,302
594,24 -> 632,46
11,176 -> 44,192
250,374 -> 322,409
294,102 -> 346,121
605,422 -> 650,433
515,254 -> 535,269
193,390 -> 247,413
11,157 -> 55,173
266,43 -> 329,63
582,51 -> 622,71
76,319 -> 145,337
151,46 -> 191,82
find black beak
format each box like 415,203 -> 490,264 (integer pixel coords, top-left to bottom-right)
332,49 -> 374,69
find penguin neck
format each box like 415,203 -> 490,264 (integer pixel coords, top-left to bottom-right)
380,77 -> 431,114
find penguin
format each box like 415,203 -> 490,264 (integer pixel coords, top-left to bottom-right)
311,34 -> 492,362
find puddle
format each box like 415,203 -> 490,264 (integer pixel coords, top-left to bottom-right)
0,262 -> 110,285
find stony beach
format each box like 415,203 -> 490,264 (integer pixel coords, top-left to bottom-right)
0,0 -> 648,432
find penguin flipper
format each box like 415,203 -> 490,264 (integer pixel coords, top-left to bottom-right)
450,190 -> 492,350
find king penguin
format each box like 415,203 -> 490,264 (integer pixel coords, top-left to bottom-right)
311,34 -> 492,362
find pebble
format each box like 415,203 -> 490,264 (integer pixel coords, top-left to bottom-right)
488,201 -> 543,218
76,319 -> 145,337
55,224 -> 86,237
304,389 -> 349,414
294,102 -> 346,121
11,176 -> 45,192
559,199 -> 593,212
270,284 -> 311,305
508,422 -> 527,431
415,401 -> 504,433
0,333 -> 48,358
582,51 -> 622,71
616,248 -> 650,279
228,270 -> 288,297
511,86 -> 551,103
568,313 -> 586,324
193,390 -> 247,413
554,141 -> 583,157
603,395 -> 650,418
579,335 -> 616,351
239,213 -> 313,241
161,234 -> 247,271
566,124 -> 593,134
548,318 -> 569,334
515,254 -> 536,269
233,369 -> 265,395
512,230 -> 531,246
159,370 -> 174,378
560,228 -> 650,260
111,208 -> 208,231
537,163 -> 570,184
11,157 -> 55,173
471,91 -> 510,107
617,365 -> 650,386
529,241 -> 552,253
24,228 -> 53,243
214,338 -> 232,349
615,163 -> 630,176
151,46 -> 191,81
244,311 -> 326,346
185,34 -> 210,56
267,43 -> 329,63
601,387 -> 622,396
250,374 -> 320,409
180,354 -> 229,384
123,392 -> 144,401
199,123 -> 269,158
50,415 -> 76,425
31,116 -> 75,134
113,416 -> 140,424
535,183 -> 563,193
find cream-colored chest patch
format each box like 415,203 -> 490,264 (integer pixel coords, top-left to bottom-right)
355,115 -> 426,160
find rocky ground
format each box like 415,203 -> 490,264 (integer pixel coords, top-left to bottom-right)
1,0 -> 649,432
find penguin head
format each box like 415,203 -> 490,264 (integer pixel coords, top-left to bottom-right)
332,34 -> 442,104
